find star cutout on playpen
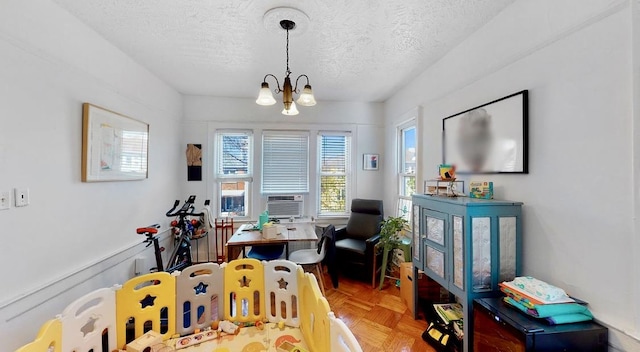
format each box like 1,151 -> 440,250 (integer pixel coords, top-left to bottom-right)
140,294 -> 157,308
277,278 -> 288,289
80,316 -> 98,337
239,276 -> 252,288
194,282 -> 208,295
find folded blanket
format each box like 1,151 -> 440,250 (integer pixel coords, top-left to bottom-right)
503,297 -> 593,325
547,313 -> 593,325
501,281 -> 574,305
511,276 -> 569,303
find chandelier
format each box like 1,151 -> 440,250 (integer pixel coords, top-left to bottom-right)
255,19 -> 316,116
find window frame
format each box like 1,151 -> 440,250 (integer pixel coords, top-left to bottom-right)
214,130 -> 253,219
317,131 -> 352,217
398,121 -> 416,222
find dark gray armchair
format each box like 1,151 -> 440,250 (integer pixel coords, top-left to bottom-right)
335,199 -> 384,281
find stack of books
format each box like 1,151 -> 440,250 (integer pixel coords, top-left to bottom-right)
433,303 -> 464,339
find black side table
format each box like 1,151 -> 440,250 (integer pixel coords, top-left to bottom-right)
473,297 -> 608,352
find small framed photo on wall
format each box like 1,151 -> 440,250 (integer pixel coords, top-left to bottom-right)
363,153 -> 379,171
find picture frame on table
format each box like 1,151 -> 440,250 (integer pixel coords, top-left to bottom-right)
443,90 -> 528,174
82,103 -> 149,182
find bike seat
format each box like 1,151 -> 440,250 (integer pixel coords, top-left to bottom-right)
137,227 -> 158,235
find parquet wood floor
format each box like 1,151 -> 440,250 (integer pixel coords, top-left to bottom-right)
320,272 -> 437,352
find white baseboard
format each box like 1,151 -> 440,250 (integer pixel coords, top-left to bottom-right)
601,320 -> 640,351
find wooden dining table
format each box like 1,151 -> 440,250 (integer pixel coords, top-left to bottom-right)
225,222 -> 318,261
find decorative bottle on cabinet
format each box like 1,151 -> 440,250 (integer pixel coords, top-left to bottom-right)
412,194 -> 523,352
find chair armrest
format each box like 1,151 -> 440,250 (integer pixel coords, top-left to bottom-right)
365,233 -> 381,246
336,226 -> 347,241
365,233 -> 381,255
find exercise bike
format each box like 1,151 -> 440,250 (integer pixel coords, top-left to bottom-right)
136,195 -> 210,273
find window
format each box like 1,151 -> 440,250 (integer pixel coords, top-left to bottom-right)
398,124 -> 416,221
318,132 -> 351,216
262,131 -> 309,194
216,131 -> 252,217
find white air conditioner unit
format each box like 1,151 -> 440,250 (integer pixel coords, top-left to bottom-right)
266,195 -> 304,218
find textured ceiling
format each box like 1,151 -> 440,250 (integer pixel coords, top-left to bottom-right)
52,0 -> 515,102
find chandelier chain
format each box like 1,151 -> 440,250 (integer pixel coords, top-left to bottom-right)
285,26 -> 291,76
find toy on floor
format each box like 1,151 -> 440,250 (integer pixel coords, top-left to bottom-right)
210,320 -> 240,334
277,340 -> 309,352
126,331 -> 162,352
174,328 -> 217,350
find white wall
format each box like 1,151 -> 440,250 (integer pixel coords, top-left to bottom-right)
181,95 -> 385,220
0,1 -> 183,349
384,0 -> 639,350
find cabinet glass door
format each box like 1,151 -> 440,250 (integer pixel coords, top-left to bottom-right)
452,216 -> 464,290
499,217 -> 517,282
412,204 -> 420,262
425,246 -> 445,279
423,210 -> 447,283
426,215 -> 445,246
472,217 -> 492,292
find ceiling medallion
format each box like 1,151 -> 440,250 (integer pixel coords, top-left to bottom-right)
256,8 -> 316,116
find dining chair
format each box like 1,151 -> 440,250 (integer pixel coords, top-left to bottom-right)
246,244 -> 285,261
288,224 -> 336,296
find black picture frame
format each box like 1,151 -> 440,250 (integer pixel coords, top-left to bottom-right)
442,90 -> 528,174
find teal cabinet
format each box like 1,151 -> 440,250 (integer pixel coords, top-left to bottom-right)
412,195 -> 523,352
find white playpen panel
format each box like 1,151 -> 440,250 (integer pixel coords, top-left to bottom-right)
263,260 -> 302,327
60,287 -> 117,352
175,263 -> 223,336
329,312 -> 364,352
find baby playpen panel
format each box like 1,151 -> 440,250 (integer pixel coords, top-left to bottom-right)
175,263 -> 224,336
60,287 -> 117,352
299,271 -> 331,352
116,271 -> 176,347
15,319 -> 62,352
223,258 -> 265,322
329,312 -> 363,352
16,259 -> 364,352
263,259 -> 302,327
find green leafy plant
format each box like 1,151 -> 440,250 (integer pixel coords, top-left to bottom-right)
379,216 -> 410,252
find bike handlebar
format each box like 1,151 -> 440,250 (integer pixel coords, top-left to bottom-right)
166,195 -> 206,217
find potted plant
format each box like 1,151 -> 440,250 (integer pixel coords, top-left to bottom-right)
378,216 -> 410,289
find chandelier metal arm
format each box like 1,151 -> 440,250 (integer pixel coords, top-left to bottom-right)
262,74 -> 282,93
293,74 -> 310,93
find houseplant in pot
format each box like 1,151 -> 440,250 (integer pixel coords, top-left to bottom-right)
378,215 -> 410,289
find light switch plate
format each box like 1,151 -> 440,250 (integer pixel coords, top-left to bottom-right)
14,188 -> 29,207
0,191 -> 9,210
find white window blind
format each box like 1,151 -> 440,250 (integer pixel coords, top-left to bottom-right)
318,132 -> 351,215
262,132 -> 309,194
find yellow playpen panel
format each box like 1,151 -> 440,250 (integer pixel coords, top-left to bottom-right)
223,258 -> 265,323
15,319 -> 62,352
115,271 -> 176,348
299,270 -> 331,352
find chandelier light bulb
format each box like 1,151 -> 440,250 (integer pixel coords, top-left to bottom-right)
282,101 -> 299,116
256,82 -> 277,106
296,84 -> 316,107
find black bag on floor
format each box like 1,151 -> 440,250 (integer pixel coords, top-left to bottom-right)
422,322 -> 457,352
